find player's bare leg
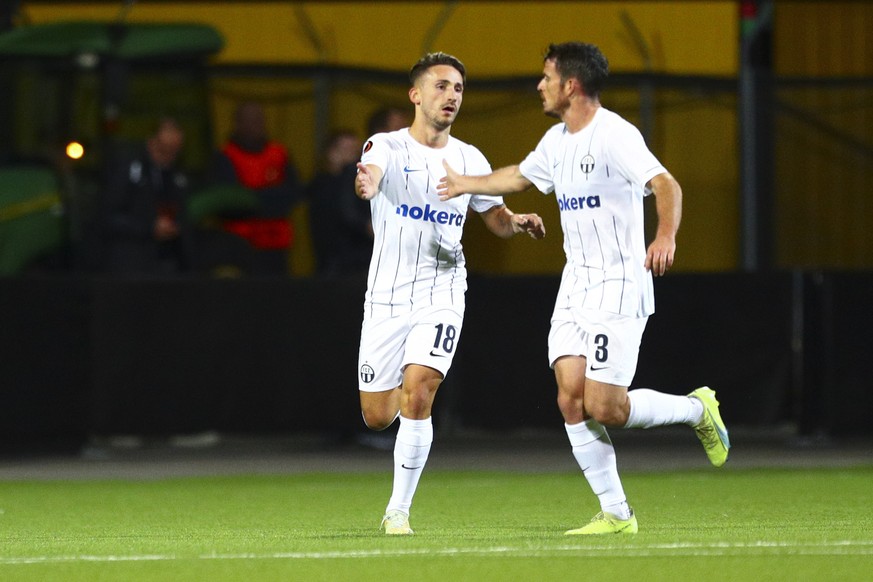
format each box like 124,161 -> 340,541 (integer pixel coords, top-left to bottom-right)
399,364 -> 442,419
360,387 -> 402,430
555,356 -> 631,425
581,379 -> 632,427
382,364 -> 443,535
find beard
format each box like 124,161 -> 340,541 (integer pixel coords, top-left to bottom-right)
542,97 -> 565,119
430,110 -> 456,130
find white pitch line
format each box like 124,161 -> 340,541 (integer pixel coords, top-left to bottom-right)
3,540 -> 873,565
1,554 -> 175,565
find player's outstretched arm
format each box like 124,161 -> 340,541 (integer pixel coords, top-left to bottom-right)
645,172 -> 682,276
438,161 -> 533,201
480,205 -> 546,240
355,163 -> 383,201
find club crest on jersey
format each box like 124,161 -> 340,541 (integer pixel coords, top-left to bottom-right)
580,154 -> 595,174
557,193 -> 601,212
360,364 -> 375,383
396,203 -> 464,226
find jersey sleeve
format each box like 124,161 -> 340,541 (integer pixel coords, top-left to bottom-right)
359,133 -> 392,172
470,193 -> 504,213
608,120 -> 666,195
518,124 -> 561,194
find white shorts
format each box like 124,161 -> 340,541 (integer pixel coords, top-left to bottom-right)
358,305 -> 465,392
548,307 -> 648,387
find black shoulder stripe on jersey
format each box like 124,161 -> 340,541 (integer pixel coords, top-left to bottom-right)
387,225 -> 405,316
611,215 -> 627,313
410,231 -> 423,307
369,221 -> 388,318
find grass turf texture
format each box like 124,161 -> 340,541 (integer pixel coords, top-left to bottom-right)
1,467 -> 872,581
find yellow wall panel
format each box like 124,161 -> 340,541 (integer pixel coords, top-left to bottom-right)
23,2 -> 738,75
775,2 -> 873,77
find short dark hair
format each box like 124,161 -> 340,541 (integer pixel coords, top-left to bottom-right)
367,106 -> 407,136
544,42 -> 609,98
150,115 -> 182,137
323,128 -> 358,152
409,52 -> 466,86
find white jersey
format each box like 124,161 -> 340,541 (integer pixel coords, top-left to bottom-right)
519,107 -> 666,318
361,128 -> 503,316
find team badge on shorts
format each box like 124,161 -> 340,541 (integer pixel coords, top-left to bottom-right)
360,364 -> 375,383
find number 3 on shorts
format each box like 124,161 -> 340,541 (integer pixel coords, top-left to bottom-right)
432,323 -> 457,355
594,333 -> 609,363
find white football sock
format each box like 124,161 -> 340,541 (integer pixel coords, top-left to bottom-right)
386,416 -> 433,515
565,419 -> 631,520
623,388 -> 704,429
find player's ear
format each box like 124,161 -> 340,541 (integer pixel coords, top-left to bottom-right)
569,77 -> 588,98
408,86 -> 421,106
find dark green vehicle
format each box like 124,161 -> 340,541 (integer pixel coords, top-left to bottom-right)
0,20 -> 256,274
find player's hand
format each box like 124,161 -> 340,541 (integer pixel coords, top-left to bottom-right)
355,162 -> 377,200
512,213 -> 546,240
645,235 -> 676,276
437,160 -> 464,201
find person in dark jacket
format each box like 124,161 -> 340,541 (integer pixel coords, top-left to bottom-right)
307,107 -> 410,277
102,117 -> 193,276
307,129 -> 372,277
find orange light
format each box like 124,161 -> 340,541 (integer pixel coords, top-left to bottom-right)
66,141 -> 85,160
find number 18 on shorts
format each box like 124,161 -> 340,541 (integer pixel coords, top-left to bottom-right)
358,306 -> 465,392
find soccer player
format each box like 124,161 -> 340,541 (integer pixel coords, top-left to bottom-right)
437,42 -> 730,535
354,52 -> 546,535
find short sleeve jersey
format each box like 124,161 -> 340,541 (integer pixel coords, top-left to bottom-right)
519,107 -> 666,318
361,128 -> 503,316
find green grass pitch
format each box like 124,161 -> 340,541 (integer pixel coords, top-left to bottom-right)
1,467 -> 872,581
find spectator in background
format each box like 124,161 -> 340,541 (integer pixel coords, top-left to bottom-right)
307,129 -> 372,277
307,106 -> 410,277
212,101 -> 301,275
102,117 -> 193,276
365,105 -> 410,138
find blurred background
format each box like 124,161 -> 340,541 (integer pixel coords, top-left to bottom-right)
0,1 -> 871,453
